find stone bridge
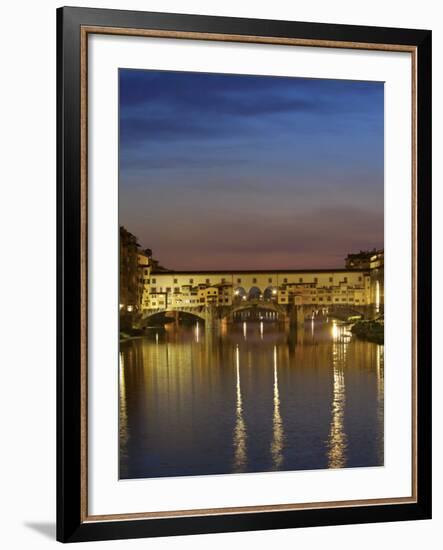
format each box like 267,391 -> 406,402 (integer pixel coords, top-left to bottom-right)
140,300 -> 371,328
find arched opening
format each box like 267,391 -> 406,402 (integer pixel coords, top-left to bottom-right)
233,286 -> 247,304
142,310 -> 205,327
263,286 -> 278,302
177,311 -> 206,324
232,304 -> 280,322
247,286 -> 262,301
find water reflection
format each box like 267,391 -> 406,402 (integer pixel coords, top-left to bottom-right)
233,345 -> 247,472
327,321 -> 349,468
119,321 -> 383,479
118,352 -> 129,477
376,344 -> 384,465
270,346 -> 284,469
327,345 -> 347,468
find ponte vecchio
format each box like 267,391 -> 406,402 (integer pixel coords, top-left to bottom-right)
137,251 -> 384,326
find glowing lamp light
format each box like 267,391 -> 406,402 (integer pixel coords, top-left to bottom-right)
127,305 -> 133,312
375,280 -> 381,313
119,304 -> 124,310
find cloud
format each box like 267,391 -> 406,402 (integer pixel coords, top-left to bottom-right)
118,70 -> 384,270
119,69 -> 383,147
122,203 -> 383,270
119,69 -> 383,111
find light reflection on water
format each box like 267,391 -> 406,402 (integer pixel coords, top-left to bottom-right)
233,345 -> 247,472
270,345 -> 284,470
327,341 -> 348,468
119,320 -> 384,479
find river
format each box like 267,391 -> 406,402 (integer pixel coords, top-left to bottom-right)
119,319 -> 384,479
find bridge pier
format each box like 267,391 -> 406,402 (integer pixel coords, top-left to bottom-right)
169,310 -> 179,326
204,305 -> 219,329
288,305 -> 309,326
297,306 -> 307,326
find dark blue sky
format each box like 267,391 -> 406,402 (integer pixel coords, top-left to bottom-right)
119,69 -> 384,270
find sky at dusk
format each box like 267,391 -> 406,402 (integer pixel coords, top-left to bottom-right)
119,69 -> 384,270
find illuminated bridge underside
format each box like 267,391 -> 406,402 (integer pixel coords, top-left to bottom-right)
141,302 -> 370,326
143,300 -> 285,321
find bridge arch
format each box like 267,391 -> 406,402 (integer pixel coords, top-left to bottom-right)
233,286 -> 247,301
263,285 -> 277,301
325,304 -> 368,321
141,308 -> 207,324
229,299 -> 286,322
247,286 -> 262,301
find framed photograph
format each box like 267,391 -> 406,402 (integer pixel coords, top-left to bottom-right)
57,6 -> 432,543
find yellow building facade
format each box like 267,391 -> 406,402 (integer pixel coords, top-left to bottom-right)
140,269 -> 375,313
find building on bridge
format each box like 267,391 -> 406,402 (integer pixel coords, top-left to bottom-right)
141,269 -> 374,315
345,249 -> 384,314
133,248 -> 384,324
345,248 -> 383,270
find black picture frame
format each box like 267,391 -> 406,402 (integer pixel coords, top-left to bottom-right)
57,6 -> 432,543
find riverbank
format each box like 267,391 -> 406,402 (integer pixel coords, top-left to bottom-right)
351,319 -> 384,344
119,329 -> 144,343
120,324 -> 171,342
